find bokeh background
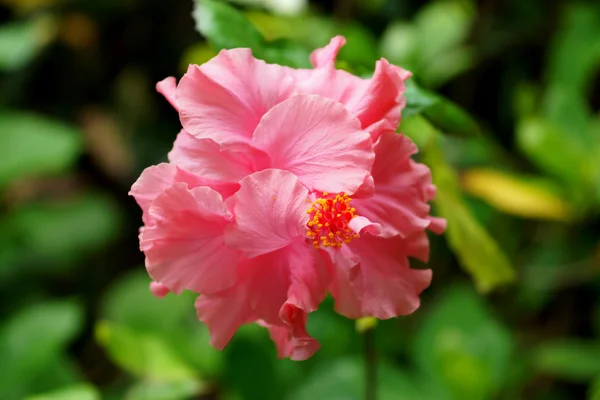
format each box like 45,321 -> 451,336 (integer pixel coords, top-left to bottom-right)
1,0 -> 600,399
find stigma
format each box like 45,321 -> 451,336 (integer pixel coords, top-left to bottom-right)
306,192 -> 359,249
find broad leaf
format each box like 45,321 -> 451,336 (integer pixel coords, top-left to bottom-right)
0,111 -> 83,188
193,0 -> 265,54
413,284 -> 513,400
96,321 -> 197,382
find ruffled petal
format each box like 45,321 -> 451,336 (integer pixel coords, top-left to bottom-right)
140,183 -> 240,294
225,169 -> 310,258
156,77 -> 178,111
352,133 -> 435,238
329,234 -> 432,319
262,309 -> 320,360
299,59 -> 410,139
129,163 -> 238,225
251,95 -> 374,194
195,288 -> 255,350
168,130 -> 270,182
196,240 -> 327,356
177,49 -> 295,146
310,35 -> 346,68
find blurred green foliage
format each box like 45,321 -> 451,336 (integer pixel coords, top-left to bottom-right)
0,0 -> 599,399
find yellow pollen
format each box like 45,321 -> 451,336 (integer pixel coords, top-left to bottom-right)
305,192 -> 359,249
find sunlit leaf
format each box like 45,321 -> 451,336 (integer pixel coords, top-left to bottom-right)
193,0 -> 265,54
0,111 -> 83,188
380,22 -> 417,69
25,384 -> 100,400
0,15 -> 56,70
414,0 -> 475,65
101,271 -> 224,377
516,117 -> 588,187
96,321 -> 197,382
413,284 -> 513,400
0,300 -> 84,395
461,169 -> 574,221
126,380 -> 206,400
532,340 -> 600,382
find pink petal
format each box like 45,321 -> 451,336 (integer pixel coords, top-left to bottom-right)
177,49 -> 295,146
329,234 -> 432,319
129,163 -> 239,225
149,281 -> 170,298
262,309 -> 320,360
251,95 -> 374,194
299,59 -> 410,139
427,216 -> 447,235
310,35 -> 347,68
225,169 -> 310,258
195,288 -> 255,350
351,133 -> 435,238
156,77 -> 178,111
196,240 -> 328,356
140,183 -> 240,294
168,130 -> 270,182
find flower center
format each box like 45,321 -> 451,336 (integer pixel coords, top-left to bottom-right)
306,192 -> 359,249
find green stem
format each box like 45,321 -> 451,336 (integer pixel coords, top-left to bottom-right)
364,326 -> 377,400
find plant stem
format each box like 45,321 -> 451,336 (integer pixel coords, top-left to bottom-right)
364,326 -> 377,400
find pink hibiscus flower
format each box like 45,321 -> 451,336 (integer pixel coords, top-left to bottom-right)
130,36 -> 445,360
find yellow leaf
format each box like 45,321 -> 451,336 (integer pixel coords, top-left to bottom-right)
462,169 -> 573,221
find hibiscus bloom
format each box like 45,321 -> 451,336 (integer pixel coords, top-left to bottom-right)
130,36 -> 445,360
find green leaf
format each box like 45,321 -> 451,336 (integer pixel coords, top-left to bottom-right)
337,22 -> 379,68
590,375 -> 600,400
262,38 -> 311,68
96,321 -> 197,382
414,0 -> 475,65
25,384 -> 100,400
101,271 -> 224,377
543,4 -> 600,147
8,193 -> 122,269
413,284 -> 513,400
193,0 -> 265,54
531,340 -> 600,382
0,300 -> 84,394
413,0 -> 475,87
0,111 -> 83,188
289,358 -> 434,400
405,117 -> 515,291
516,117 -> 588,187
380,22 -> 418,69
403,80 -> 480,137
546,3 -> 600,96
0,15 -> 56,71
126,380 -> 206,400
